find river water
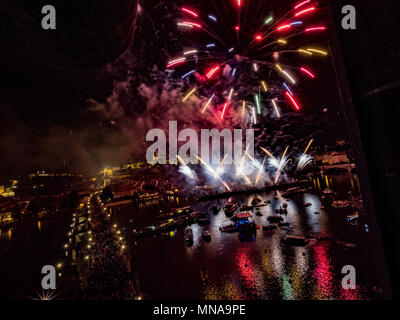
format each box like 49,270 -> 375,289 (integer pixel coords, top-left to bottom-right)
111,172 -> 377,300
0,172 -> 378,300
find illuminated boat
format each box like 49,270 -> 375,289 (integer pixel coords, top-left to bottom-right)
224,201 -> 238,216
202,230 -> 211,242
267,216 -> 284,223
201,266 -> 208,282
231,212 -> 252,221
185,228 -> 193,246
283,235 -> 308,246
219,223 -> 238,233
241,204 -> 253,211
282,187 -> 307,198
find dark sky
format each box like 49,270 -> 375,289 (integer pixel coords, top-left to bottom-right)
0,0 -> 360,182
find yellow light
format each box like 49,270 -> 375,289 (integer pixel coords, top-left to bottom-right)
275,64 -> 283,72
261,81 -> 268,92
277,39 -> 287,45
298,49 -> 313,55
306,48 -> 328,55
182,88 -> 197,102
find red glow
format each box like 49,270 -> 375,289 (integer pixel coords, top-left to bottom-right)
255,34 -> 263,41
294,0 -> 311,9
294,7 -> 316,17
181,7 -> 199,17
167,59 -> 185,68
206,66 -> 220,79
237,0 -> 242,7
182,21 -> 202,28
300,67 -> 315,78
235,25 -> 240,31
221,102 -> 229,120
236,248 -> 255,285
277,24 -> 292,31
285,91 -> 301,110
312,245 -> 334,299
305,26 -> 326,32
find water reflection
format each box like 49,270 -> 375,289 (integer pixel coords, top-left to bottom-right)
311,244 -> 334,299
0,228 -> 13,241
105,173 -> 373,300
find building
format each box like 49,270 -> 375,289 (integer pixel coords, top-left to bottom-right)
314,152 -> 349,165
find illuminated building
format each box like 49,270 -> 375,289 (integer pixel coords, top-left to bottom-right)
2,188 -> 15,198
314,152 -> 349,165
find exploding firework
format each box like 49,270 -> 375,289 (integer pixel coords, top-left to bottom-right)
296,154 -> 313,172
167,0 -> 329,122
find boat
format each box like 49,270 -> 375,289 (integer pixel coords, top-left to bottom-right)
344,243 -> 358,252
263,224 -> 278,231
238,221 -> 258,241
202,230 -> 211,242
191,211 -> 207,219
219,223 -> 238,233
254,203 -> 266,208
185,228 -> 193,246
278,222 -> 290,227
231,212 -> 252,221
157,206 -> 193,221
267,216 -> 284,223
283,235 -> 308,246
275,207 -> 287,215
224,201 -> 239,216
241,204 -> 253,211
197,218 -> 211,225
201,266 -> 208,282
332,200 -> 351,209
210,206 -> 220,215
347,212 -> 359,224
282,187 -> 307,198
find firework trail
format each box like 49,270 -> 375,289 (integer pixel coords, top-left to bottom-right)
296,154 -> 313,172
167,0 -> 328,122
177,155 -> 198,181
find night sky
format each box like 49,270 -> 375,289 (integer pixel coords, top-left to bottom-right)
0,0 -> 395,186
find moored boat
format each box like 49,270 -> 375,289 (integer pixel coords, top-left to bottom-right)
283,235 -> 308,246
224,201 -> 239,216
210,205 -> 220,215
185,228 -> 193,246
202,230 -> 211,242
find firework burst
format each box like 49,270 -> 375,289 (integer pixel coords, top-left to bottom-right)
167,0 -> 329,123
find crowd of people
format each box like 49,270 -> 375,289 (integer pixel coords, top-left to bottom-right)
81,196 -> 135,300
